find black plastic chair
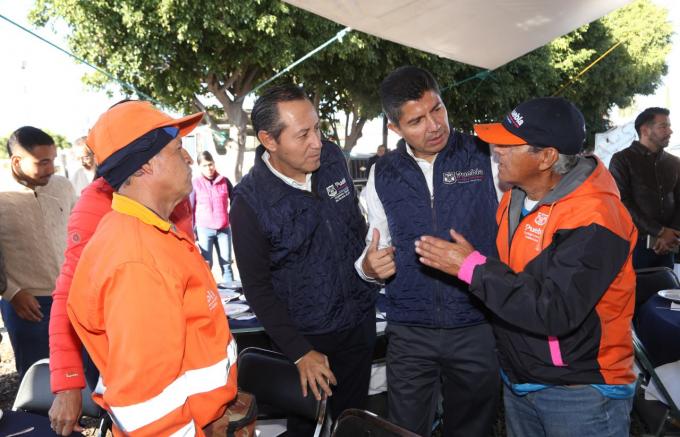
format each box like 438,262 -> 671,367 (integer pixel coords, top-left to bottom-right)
12,358 -> 111,436
635,267 -> 680,311
331,409 -> 420,437
632,328 -> 680,437
237,347 -> 328,437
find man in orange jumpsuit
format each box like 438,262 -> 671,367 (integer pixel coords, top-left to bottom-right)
68,100 -> 237,436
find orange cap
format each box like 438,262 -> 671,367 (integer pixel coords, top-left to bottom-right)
473,123 -> 526,146
87,101 -> 204,164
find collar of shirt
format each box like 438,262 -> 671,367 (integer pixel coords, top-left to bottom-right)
111,192 -> 174,232
262,151 -> 313,192
405,142 -> 438,196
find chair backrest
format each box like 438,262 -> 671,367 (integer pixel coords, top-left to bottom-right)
12,358 -> 103,418
632,328 -> 680,420
332,409 -> 420,437
635,267 -> 680,310
237,348 -> 325,426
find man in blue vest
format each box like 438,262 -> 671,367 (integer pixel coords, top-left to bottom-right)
356,66 -> 500,436
231,84 -> 378,436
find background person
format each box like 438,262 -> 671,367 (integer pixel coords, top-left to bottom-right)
0,126 -> 76,380
609,107 -> 679,269
69,136 -> 96,195
192,150 -> 235,285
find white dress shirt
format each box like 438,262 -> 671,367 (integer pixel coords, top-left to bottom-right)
262,151 -> 312,192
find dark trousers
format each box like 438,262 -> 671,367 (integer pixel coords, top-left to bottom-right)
0,296 -> 52,380
386,323 -> 499,437
287,312 -> 376,437
633,238 -> 674,270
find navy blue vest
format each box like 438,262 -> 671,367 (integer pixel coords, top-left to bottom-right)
234,142 -> 377,334
375,132 -> 498,327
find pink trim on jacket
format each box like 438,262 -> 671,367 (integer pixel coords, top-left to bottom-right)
457,251 -> 487,285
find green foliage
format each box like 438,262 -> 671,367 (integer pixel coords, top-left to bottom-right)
0,134 -> 8,159
30,0 -> 671,157
436,0 -> 671,144
44,130 -> 71,150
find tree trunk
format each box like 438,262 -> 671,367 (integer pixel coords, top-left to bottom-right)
344,110 -> 367,152
224,100 -> 248,181
382,114 -> 389,147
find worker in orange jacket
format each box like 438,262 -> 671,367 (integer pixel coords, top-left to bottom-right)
67,100 -> 237,436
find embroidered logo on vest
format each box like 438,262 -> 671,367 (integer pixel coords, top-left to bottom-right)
442,168 -> 484,184
326,177 -> 350,202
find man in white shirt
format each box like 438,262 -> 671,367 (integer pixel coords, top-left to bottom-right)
69,136 -> 96,195
356,66 -> 500,437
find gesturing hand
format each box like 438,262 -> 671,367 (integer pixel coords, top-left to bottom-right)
415,229 -> 475,276
295,350 -> 337,401
361,229 -> 396,280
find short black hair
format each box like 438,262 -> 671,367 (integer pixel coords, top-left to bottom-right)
7,126 -> 55,157
197,150 -> 214,164
379,66 -> 441,126
635,107 -> 670,136
251,84 -> 310,141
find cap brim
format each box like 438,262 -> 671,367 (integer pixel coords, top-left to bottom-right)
153,111 -> 205,138
474,123 -> 526,146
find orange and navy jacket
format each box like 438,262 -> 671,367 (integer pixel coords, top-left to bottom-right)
49,178 -> 195,393
67,193 -> 236,436
469,156 -> 637,386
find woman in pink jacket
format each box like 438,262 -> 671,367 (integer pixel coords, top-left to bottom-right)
192,151 -> 234,284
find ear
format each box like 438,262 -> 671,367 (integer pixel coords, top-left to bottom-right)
539,147 -> 560,171
138,161 -> 154,176
258,131 -> 278,153
387,121 -> 402,138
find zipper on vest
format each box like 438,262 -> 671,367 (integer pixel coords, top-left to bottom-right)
430,190 -> 442,325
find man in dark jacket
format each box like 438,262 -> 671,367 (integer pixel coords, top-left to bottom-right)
357,66 -> 500,437
609,107 -> 678,269
231,84 -> 378,436
416,97 -> 637,437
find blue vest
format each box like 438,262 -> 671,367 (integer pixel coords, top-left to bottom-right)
374,132 -> 498,327
234,142 -> 377,334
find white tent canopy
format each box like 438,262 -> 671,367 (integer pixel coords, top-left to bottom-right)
283,0 -> 631,69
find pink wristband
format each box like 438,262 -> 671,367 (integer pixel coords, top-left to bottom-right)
458,251 -> 486,284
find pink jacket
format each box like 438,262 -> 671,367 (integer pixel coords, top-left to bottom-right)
192,174 -> 231,230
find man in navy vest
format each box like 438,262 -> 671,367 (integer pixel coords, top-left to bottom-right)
356,66 -> 500,436
231,84 -> 378,436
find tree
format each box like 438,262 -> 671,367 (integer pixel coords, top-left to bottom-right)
31,0 -> 341,179
32,0 -> 671,167
295,0 -> 670,153
438,0 -> 671,146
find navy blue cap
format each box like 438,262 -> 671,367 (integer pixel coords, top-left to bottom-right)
474,97 -> 586,155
